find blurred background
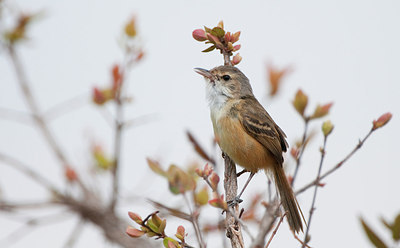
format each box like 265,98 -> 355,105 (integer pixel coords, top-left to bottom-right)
1,0 -> 399,247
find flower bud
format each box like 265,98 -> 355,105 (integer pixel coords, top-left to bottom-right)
232,53 -> 242,65
372,112 -> 392,130
192,29 -> 207,41
292,89 -> 308,116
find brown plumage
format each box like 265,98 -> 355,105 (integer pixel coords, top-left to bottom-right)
195,65 -> 303,233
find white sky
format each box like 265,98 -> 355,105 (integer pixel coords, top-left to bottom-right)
1,0 -> 400,247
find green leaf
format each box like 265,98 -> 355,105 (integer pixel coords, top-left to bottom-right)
392,213 -> 400,241
163,237 -> 180,248
204,26 -> 212,33
360,217 -> 388,248
147,219 -> 159,233
147,158 -> 167,177
202,45 -> 215,53
151,214 -> 162,227
159,219 -> 167,234
211,27 -> 225,38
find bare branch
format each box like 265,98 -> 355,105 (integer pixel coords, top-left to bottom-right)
0,107 -> 33,125
44,93 -> 89,121
123,113 -> 158,129
224,155 -> 244,248
0,200 -> 59,212
187,130 -> 216,165
265,212 -> 287,248
0,152 -> 60,194
7,45 -> 89,194
291,119 -> 310,186
0,211 -> 72,247
63,219 -> 85,248
296,128 -> 374,196
302,135 -> 329,247
8,46 -> 69,168
250,202 -> 279,248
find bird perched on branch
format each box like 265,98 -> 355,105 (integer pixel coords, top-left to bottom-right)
195,65 -> 303,233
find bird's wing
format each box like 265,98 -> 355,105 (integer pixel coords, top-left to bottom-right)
238,97 -> 288,164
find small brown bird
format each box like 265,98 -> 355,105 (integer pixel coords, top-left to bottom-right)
195,65 -> 303,233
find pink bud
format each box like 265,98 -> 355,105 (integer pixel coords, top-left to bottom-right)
232,31 -> 241,43
233,44 -> 241,51
126,227 -> 145,238
232,53 -> 242,65
192,29 -> 207,42
195,168 -> 203,177
224,32 -> 232,42
203,163 -> 213,177
210,172 -> 220,191
372,112 -> 392,130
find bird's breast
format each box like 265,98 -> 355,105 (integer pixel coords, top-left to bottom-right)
209,101 -> 275,172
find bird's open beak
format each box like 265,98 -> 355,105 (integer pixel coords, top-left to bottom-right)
194,68 -> 214,82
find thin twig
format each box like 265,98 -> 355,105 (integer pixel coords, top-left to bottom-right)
296,128 -> 374,196
265,212 -> 287,248
183,193 -> 206,248
8,46 -> 69,168
250,202 -> 279,248
44,93 -> 89,121
0,107 -> 33,125
0,200 -> 58,211
62,219 -> 85,248
0,152 -> 60,194
0,211 -> 72,248
7,45 -> 89,194
291,119 -> 309,186
123,113 -> 158,129
301,135 -> 328,248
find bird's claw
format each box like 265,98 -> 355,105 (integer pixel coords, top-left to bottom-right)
227,196 -> 243,208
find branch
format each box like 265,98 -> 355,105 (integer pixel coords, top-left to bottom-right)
183,193 -> 206,248
0,200 -> 59,212
265,212 -> 287,248
8,46 -> 69,167
109,65 -> 125,211
0,211 -> 72,247
250,202 -> 279,248
7,45 -> 89,194
0,152 -> 60,194
44,93 -> 89,121
291,119 -> 310,186
301,134 -> 328,248
296,128 -> 374,196
62,219 -> 85,248
223,155 -> 244,248
0,107 -> 33,125
222,49 -> 232,66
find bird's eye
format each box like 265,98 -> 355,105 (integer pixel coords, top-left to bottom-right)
222,75 -> 231,81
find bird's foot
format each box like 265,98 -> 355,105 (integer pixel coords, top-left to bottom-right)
236,169 -> 249,177
227,196 -> 243,208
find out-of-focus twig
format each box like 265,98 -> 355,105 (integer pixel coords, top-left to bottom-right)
0,152 -> 60,194
62,219 -> 85,248
265,212 -> 287,248
291,119 -> 309,186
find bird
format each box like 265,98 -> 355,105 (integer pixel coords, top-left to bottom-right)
194,65 -> 303,233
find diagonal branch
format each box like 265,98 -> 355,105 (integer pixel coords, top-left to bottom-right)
7,46 -> 89,194
0,152 -> 61,194
296,128 -> 374,196
8,46 -> 69,168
